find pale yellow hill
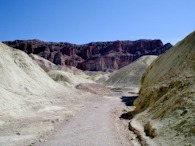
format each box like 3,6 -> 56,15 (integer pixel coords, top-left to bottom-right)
0,43 -> 70,112
0,43 -> 84,145
100,55 -> 157,88
30,54 -> 95,87
131,31 -> 195,145
48,70 -> 94,87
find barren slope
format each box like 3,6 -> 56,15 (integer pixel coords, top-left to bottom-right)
0,43 -> 85,145
99,55 -> 157,88
131,31 -> 195,145
30,54 -> 95,87
0,43 -> 137,146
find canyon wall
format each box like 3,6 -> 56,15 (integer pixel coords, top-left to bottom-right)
4,39 -> 172,71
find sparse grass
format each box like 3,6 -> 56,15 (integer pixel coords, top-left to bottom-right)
132,31 -> 195,145
144,121 -> 157,138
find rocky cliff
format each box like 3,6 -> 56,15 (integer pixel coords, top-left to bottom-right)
131,31 -> 195,145
4,39 -> 172,71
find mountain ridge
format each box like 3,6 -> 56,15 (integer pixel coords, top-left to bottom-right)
3,39 -> 172,71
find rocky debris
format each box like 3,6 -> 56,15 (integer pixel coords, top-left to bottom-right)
4,39 -> 172,71
16,131 -> 21,135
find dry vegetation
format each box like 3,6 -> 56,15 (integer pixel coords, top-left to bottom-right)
131,31 -> 195,146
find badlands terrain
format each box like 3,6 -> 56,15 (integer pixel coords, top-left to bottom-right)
0,42 -> 142,146
0,31 -> 194,146
98,55 -> 158,88
132,31 -> 195,145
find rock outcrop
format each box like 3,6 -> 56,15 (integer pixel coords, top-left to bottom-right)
131,31 -> 195,145
4,39 -> 172,71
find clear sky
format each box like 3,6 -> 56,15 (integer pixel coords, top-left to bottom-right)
0,0 -> 194,45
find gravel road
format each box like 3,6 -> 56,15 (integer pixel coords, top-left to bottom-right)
39,93 -> 139,146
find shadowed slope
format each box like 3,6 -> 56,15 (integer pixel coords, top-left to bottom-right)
132,31 -> 195,145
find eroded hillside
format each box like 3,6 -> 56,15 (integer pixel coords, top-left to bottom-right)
131,31 -> 195,145
99,55 -> 157,88
0,43 -> 87,145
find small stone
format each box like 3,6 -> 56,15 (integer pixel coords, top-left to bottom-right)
39,138 -> 44,142
131,136 -> 136,140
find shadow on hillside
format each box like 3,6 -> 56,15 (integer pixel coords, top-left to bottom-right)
120,95 -> 138,120
121,95 -> 138,106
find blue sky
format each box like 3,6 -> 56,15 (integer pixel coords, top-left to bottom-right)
0,0 -> 194,45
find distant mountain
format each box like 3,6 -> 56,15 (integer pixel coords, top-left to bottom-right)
131,31 -> 195,145
4,39 -> 172,71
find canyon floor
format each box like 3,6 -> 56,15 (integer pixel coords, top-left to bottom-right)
0,87 -> 141,146
0,43 -> 143,146
37,88 -> 140,146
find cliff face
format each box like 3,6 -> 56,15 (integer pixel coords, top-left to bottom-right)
4,39 -> 172,71
132,31 -> 195,145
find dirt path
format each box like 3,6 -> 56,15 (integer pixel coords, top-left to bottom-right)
38,93 -> 139,146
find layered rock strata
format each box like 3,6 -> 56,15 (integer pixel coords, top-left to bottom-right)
4,39 -> 172,71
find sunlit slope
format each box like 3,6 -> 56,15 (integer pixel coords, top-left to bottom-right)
48,70 -> 94,87
102,55 -> 157,88
29,54 -> 95,87
133,31 -> 195,145
0,43 -> 73,116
